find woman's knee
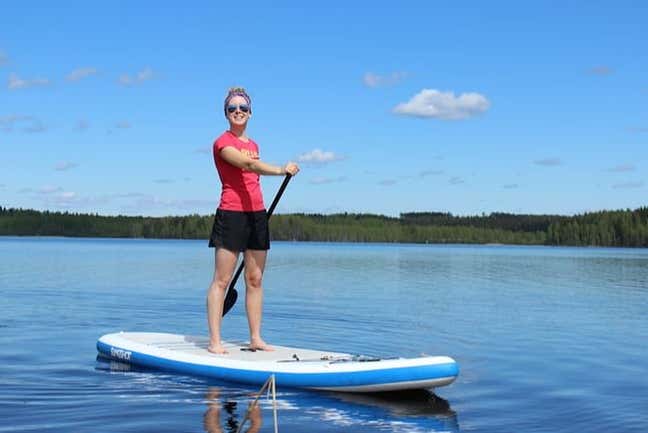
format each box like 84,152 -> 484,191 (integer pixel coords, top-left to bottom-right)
208,277 -> 229,295
244,270 -> 263,290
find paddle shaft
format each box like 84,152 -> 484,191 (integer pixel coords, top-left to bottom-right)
222,174 -> 292,316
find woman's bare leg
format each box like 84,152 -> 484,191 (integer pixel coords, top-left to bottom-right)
206,247 -> 239,354
243,249 -> 273,351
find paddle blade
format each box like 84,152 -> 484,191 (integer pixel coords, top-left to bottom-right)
222,288 -> 238,316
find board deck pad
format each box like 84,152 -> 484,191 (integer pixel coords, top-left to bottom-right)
97,332 -> 459,392
120,332 -> 353,362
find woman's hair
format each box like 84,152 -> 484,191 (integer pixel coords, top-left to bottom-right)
224,87 -> 252,115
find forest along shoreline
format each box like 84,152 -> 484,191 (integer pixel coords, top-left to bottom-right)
1,207 -> 648,248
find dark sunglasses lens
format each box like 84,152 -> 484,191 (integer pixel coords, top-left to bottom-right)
227,104 -> 250,114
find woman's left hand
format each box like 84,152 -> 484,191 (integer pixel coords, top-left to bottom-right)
283,162 -> 300,176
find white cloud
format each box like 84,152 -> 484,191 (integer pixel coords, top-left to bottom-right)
24,120 -> 47,133
297,149 -> 344,164
55,162 -> 79,171
612,181 -> 644,189
449,176 -> 465,185
8,73 -> 50,90
0,115 -> 46,133
0,115 -> 29,131
587,66 -> 613,76
309,176 -> 347,185
419,169 -> 444,178
119,67 -> 154,86
118,74 -> 132,86
77,119 -> 89,131
66,67 -> 97,82
534,158 -> 562,167
607,163 -> 635,173
59,191 -> 77,199
363,71 -> 407,88
39,191 -> 85,209
120,195 -> 213,213
137,67 -> 153,81
393,89 -> 490,120
38,185 -> 63,194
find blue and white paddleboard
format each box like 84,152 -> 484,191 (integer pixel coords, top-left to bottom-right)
97,332 -> 458,392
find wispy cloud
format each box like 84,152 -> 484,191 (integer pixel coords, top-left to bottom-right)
8,73 -> 50,90
297,149 -> 344,164
38,185 -> 63,194
612,181 -> 644,189
153,179 -> 175,184
449,176 -> 465,185
534,157 -> 562,167
55,162 -> 79,171
503,183 -> 519,189
66,67 -> 97,82
419,169 -> 444,178
393,89 -> 490,120
19,189 -> 213,213
1,115 -> 46,133
24,119 -> 47,133
120,195 -> 213,213
76,119 -> 89,131
379,179 -> 397,186
0,51 -> 7,66
21,186 -> 78,209
118,67 -> 154,86
363,71 -> 407,88
37,190 -> 80,208
309,176 -> 347,185
587,66 -> 613,76
0,115 -> 28,131
607,163 -> 635,173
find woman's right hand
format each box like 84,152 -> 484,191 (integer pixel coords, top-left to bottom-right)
283,162 -> 300,176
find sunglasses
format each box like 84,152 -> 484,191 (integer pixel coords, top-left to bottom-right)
226,104 -> 250,114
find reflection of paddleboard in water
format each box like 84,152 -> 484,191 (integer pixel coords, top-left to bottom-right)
97,332 -> 459,392
330,388 -> 456,417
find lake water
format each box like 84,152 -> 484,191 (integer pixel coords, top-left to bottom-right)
1,237 -> 647,432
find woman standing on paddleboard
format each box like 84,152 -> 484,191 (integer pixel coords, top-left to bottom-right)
207,87 -> 299,355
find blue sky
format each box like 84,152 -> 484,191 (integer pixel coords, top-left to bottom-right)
1,1 -> 647,217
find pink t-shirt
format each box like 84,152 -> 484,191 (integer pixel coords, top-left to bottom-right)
213,131 -> 265,211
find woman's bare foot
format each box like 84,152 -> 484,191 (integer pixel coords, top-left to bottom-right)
207,343 -> 229,355
249,338 -> 274,352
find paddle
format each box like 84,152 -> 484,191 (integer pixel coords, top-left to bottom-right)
222,173 -> 293,316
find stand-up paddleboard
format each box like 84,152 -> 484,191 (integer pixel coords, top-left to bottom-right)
97,332 -> 458,392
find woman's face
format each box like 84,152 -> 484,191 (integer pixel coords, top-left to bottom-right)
225,95 -> 251,127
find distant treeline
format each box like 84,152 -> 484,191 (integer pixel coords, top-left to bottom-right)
1,206 -> 648,247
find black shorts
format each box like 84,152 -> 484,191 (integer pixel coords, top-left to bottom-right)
208,209 -> 270,251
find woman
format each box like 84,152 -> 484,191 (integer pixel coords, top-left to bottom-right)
207,87 -> 299,355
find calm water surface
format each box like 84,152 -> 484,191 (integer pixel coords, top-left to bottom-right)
1,237 -> 647,432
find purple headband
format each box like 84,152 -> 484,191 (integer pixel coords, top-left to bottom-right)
224,90 -> 252,115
